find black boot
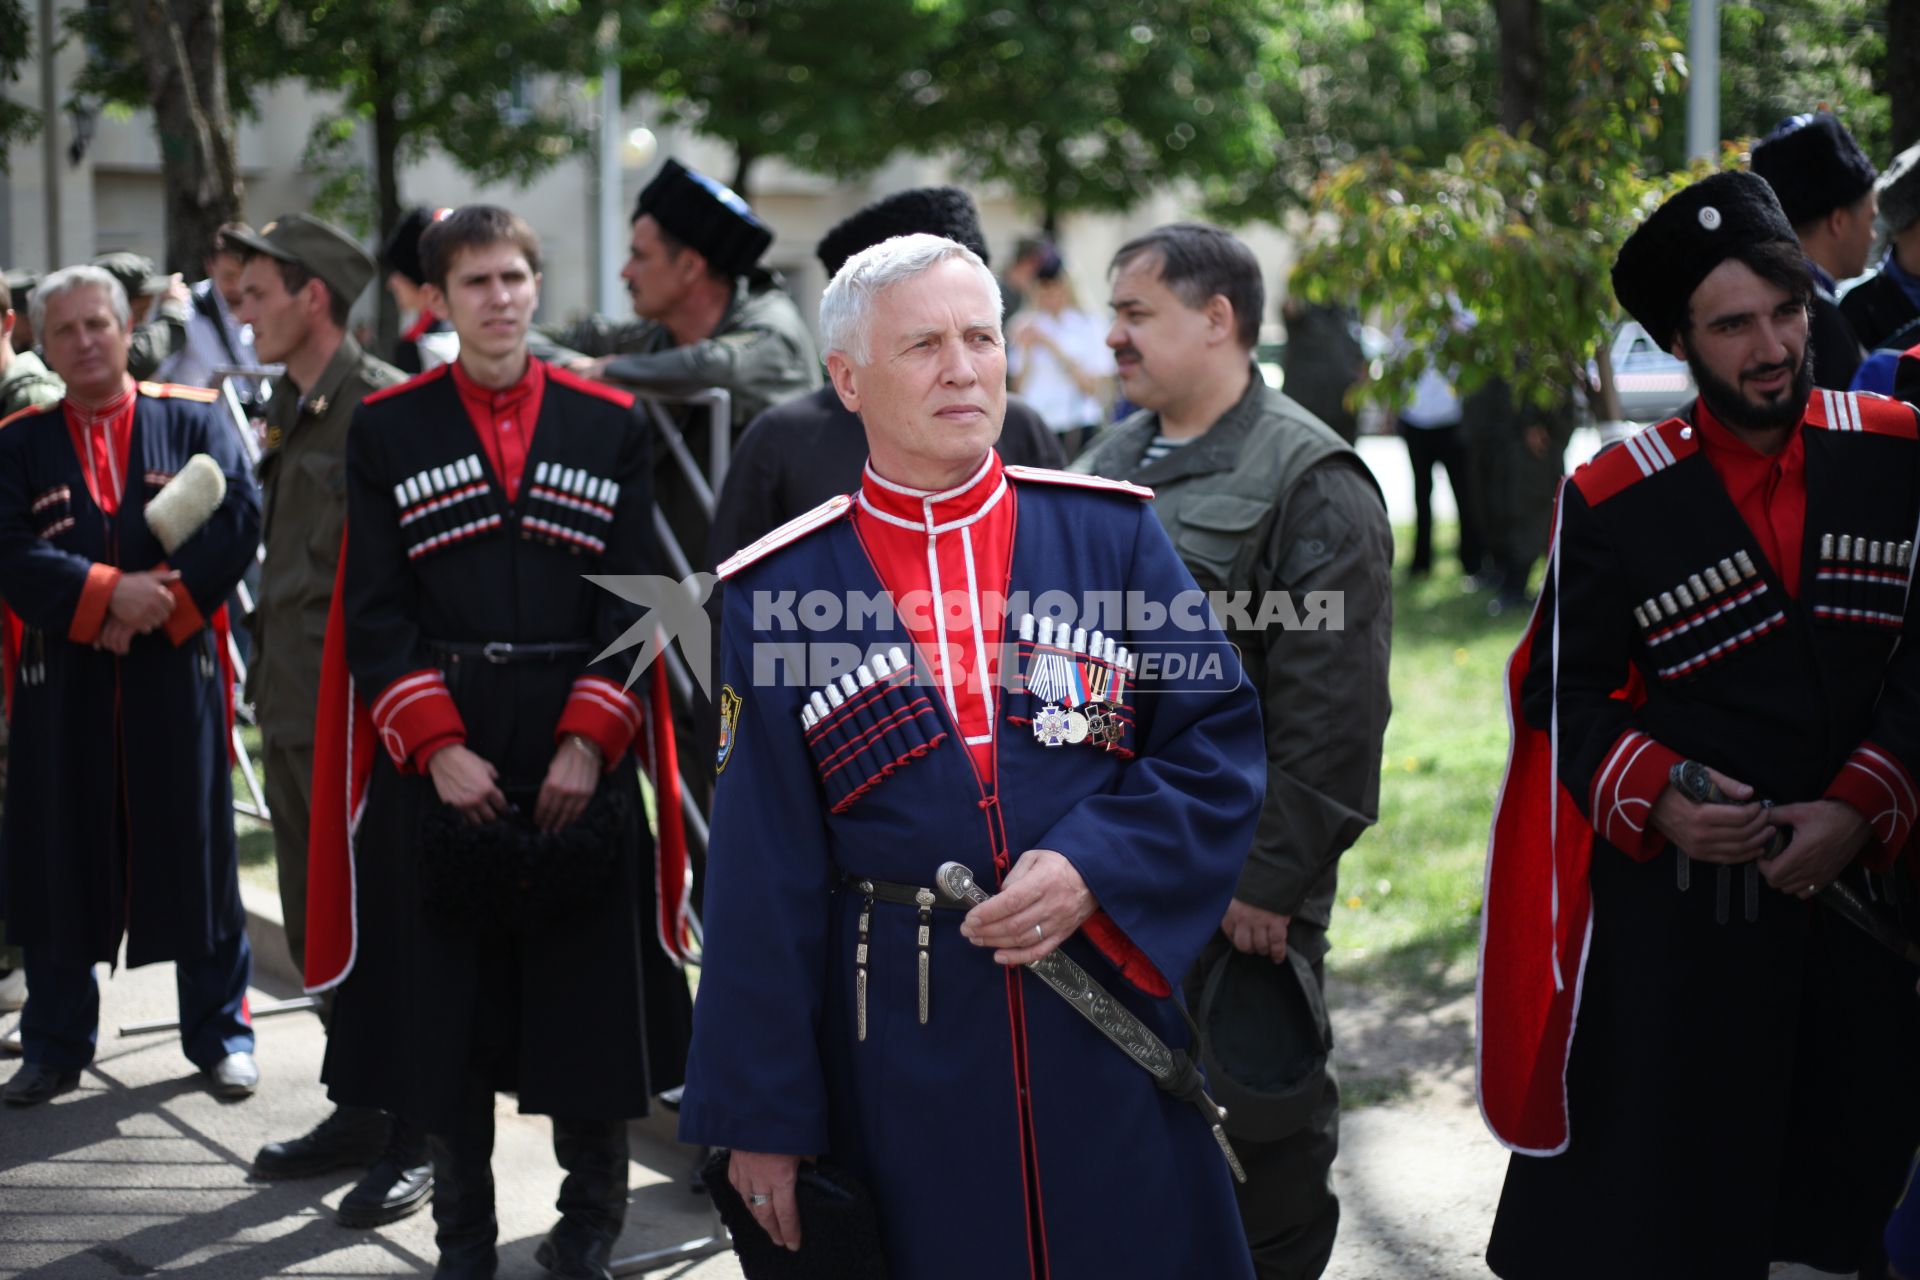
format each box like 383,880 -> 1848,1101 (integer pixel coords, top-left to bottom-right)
428,1123 -> 497,1280
535,1118 -> 628,1279
253,1105 -> 389,1179
338,1115 -> 434,1227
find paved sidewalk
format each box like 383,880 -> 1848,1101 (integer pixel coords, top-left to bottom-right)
0,893 -> 743,1279
0,884 -> 1854,1278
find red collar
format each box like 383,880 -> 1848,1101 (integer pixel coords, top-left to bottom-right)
449,354 -> 543,417
1693,396 -> 1808,596
62,378 -> 138,518
856,452 -> 1008,532
450,355 -> 546,503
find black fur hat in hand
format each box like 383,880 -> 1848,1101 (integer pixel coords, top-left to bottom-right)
1611,170 -> 1803,351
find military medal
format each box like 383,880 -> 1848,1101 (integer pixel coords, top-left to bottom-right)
1033,703 -> 1073,747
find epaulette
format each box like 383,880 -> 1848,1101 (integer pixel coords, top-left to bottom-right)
136,381 -> 219,403
1806,387 -> 1920,440
362,362 -> 451,406
1006,465 -> 1154,500
717,493 -> 854,580
1570,417 -> 1698,507
546,362 -> 637,409
0,401 -> 58,432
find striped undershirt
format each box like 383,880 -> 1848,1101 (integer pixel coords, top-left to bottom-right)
1139,435 -> 1192,466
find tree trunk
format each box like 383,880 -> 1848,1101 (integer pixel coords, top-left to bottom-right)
371,40 -> 403,358
731,143 -> 758,203
1494,0 -> 1546,137
119,0 -> 242,273
1891,0 -> 1920,152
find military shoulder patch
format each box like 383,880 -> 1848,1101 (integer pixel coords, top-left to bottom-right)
1806,388 -> 1920,440
715,685 -> 742,774
1570,417 -> 1698,507
137,381 -> 220,403
362,363 -> 452,406
716,493 -> 854,580
0,402 -> 60,432
1006,465 -> 1154,500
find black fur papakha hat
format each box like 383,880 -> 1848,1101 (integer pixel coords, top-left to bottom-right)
1878,141 -> 1920,237
382,206 -> 451,286
634,158 -> 774,276
1750,111 -> 1877,228
1612,170 -> 1802,351
815,187 -> 991,277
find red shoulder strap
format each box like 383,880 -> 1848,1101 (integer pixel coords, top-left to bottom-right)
1571,418 -> 1697,506
1806,388 -> 1920,440
362,362 -> 451,406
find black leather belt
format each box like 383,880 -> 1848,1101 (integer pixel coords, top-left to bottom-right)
836,871 -> 966,910
428,639 -> 593,665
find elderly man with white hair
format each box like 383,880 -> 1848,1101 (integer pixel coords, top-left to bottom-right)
0,264 -> 262,1106
678,233 -> 1266,1279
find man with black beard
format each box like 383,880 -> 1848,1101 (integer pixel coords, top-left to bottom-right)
1481,169 -> 1920,1278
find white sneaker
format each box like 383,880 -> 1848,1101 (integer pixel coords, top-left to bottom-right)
0,1023 -> 20,1056
0,969 -> 22,1014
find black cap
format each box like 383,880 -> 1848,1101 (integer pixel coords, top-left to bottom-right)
1878,141 -> 1920,237
1750,111 -> 1877,227
1612,170 -> 1803,351
815,187 -> 990,277
633,159 -> 772,275
382,206 -> 452,286
1194,946 -> 1331,1144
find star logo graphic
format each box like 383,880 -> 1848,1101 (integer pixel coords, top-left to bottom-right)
584,571 -> 719,695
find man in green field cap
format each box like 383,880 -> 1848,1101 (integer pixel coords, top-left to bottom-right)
92,251 -> 190,381
226,214 -> 427,1229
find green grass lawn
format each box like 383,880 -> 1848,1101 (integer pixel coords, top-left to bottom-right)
1326,523 -> 1530,998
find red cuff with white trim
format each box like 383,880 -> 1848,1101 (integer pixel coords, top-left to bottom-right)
158,563 -> 206,645
69,563 -> 121,643
370,668 -> 466,773
1588,728 -> 1683,860
1825,742 -> 1919,870
554,674 -> 642,770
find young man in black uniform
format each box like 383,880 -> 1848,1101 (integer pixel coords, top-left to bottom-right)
1750,111 -> 1878,390
311,206 -> 693,1279
1481,169 -> 1920,1278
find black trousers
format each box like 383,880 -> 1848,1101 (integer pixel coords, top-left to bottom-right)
1402,422 -> 1483,575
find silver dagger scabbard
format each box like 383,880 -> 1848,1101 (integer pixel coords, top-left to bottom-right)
935,861 -> 1246,1182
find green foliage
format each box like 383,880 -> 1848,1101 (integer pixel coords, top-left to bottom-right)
0,0 -> 41,174
1292,0 -> 1705,414
635,0 -> 1283,222
628,0 -> 939,183
1711,0 -> 1888,165
921,0 -> 1282,222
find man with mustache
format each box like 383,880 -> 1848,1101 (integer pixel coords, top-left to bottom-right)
1481,169 -> 1920,1277
1073,222 -> 1393,1280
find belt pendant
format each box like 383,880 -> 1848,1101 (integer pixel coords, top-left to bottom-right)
916,888 -> 934,1025
856,884 -> 873,1042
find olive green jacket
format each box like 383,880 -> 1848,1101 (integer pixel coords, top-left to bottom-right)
538,274 -> 820,431
1074,372 -> 1394,926
0,349 -> 63,421
249,336 -> 404,745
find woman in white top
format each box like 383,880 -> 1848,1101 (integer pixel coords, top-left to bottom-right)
1009,260 -> 1114,459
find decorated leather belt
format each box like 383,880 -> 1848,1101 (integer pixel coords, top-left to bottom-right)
428,639 -> 594,665
834,864 -> 1245,1183
835,871 -> 965,1043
